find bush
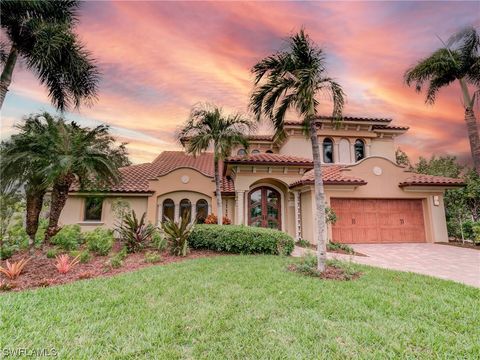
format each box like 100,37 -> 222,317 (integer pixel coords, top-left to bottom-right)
144,251 -> 162,263
472,222 -> 480,245
50,225 -> 82,251
85,228 -> 114,256
151,230 -> 167,251
0,246 -> 14,260
70,250 -> 91,263
188,225 -> 295,256
296,238 -> 310,248
327,241 -> 354,254
117,210 -> 155,253
46,248 -> 60,259
108,246 -> 127,268
161,215 -> 193,256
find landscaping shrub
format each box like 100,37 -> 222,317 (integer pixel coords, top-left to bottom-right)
109,247 -> 127,268
296,238 -> 310,248
189,225 -> 295,255
70,250 -> 91,263
117,210 -> 155,253
50,225 -> 82,251
473,222 -> 480,245
204,214 -> 231,225
46,248 -> 60,259
55,254 -> 81,274
144,251 -> 162,263
0,246 -> 14,260
327,241 -> 354,254
161,215 -> 193,256
151,230 -> 167,251
85,228 -> 114,256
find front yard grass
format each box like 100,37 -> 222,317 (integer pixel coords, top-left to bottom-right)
1,255 -> 479,359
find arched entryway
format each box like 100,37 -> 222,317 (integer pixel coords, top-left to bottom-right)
248,186 -> 281,230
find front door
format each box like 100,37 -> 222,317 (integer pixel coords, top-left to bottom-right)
248,186 -> 281,230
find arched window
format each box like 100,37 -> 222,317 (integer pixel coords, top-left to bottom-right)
265,150 -> 274,154
354,139 -> 365,161
251,149 -> 260,154
196,199 -> 208,224
180,199 -> 191,222
237,148 -> 246,156
323,138 -> 334,163
162,199 -> 174,222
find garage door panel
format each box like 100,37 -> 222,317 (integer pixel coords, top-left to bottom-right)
331,199 -> 426,243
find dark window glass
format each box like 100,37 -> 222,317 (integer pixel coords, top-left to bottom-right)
237,149 -> 246,156
180,199 -> 191,222
355,139 -> 365,161
251,149 -> 260,154
84,197 -> 103,221
323,138 -> 334,163
265,150 -> 274,154
196,199 -> 208,224
162,199 -> 174,222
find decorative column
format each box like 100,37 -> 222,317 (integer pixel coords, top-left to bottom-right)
366,140 -> 371,157
294,191 -> 302,240
333,140 -> 340,163
191,203 -> 196,224
235,191 -> 245,225
174,202 -> 180,222
350,143 -> 356,163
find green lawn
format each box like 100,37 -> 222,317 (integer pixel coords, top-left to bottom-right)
1,256 -> 479,359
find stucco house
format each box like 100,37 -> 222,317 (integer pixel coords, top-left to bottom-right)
60,116 -> 464,244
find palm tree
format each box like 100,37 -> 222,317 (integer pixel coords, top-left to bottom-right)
250,29 -> 345,272
178,104 -> 252,225
0,114 -> 56,246
405,26 -> 480,173
42,118 -> 129,241
0,0 -> 99,111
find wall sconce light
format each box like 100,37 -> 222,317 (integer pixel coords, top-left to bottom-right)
433,195 -> 440,206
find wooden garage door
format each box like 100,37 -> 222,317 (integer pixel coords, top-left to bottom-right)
330,199 -> 426,243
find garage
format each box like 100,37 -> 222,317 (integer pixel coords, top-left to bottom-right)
330,198 -> 426,243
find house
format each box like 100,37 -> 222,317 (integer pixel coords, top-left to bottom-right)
60,116 -> 464,244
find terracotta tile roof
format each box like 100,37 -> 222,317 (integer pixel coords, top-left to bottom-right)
284,116 -> 392,125
226,153 -> 313,166
399,174 -> 465,187
372,125 -> 409,131
290,166 -> 367,187
70,151 -> 237,194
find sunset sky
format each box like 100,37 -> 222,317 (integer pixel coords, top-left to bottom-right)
1,1 -> 479,165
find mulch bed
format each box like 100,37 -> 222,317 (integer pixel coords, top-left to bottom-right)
287,263 -> 362,281
436,241 -> 479,250
298,244 -> 366,257
0,245 -> 222,293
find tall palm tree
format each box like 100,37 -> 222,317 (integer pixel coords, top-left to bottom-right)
250,29 -> 345,272
178,104 -> 252,225
0,0 -> 99,110
0,114 -> 56,246
42,118 -> 129,240
405,26 -> 480,173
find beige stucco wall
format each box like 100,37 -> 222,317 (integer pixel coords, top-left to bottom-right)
279,136 -> 313,158
298,157 -> 450,244
59,195 -> 149,232
370,138 -> 395,161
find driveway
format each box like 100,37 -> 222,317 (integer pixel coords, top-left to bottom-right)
294,243 -> 480,287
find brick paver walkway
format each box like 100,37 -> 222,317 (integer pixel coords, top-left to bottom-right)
293,244 -> 480,287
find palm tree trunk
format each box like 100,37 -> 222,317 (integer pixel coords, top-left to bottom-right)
25,189 -> 46,248
458,78 -> 480,173
45,174 -> 75,242
214,156 -> 223,225
309,120 -> 328,272
0,45 -> 18,110
464,107 -> 480,174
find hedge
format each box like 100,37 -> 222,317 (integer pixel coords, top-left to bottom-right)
188,225 -> 295,256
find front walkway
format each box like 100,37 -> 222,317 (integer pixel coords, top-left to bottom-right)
293,244 -> 480,288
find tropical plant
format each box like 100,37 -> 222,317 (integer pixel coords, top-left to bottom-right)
117,210 -> 156,253
250,29 -> 345,271
0,187 -> 23,254
404,26 -> 480,173
50,224 -> 82,251
0,0 -> 99,110
161,213 -> 194,256
151,230 -> 167,251
0,257 -> 30,279
178,104 -> 252,225
55,254 -> 81,274
85,228 -> 114,256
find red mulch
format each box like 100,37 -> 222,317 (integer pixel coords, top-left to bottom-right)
0,244 -> 223,293
436,241 -> 479,250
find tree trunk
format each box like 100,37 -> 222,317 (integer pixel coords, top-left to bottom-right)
458,78 -> 480,173
309,120 -> 328,272
25,189 -> 46,248
464,107 -> 480,174
214,155 -> 223,225
0,45 -> 18,110
45,174 -> 75,242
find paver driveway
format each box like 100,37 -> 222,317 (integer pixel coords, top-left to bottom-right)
329,243 -> 480,287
